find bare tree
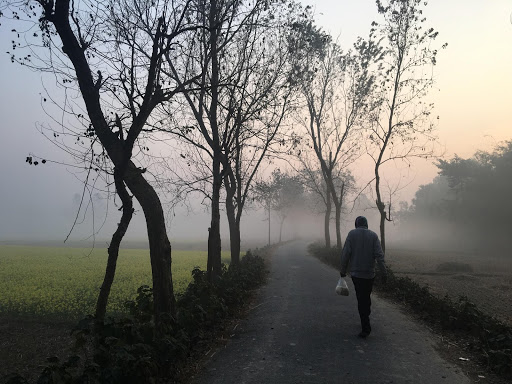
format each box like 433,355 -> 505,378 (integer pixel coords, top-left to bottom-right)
2,0 -> 200,325
272,171 -> 304,243
253,170 -> 281,246
293,24 -> 380,248
299,164 -> 332,247
219,2 -> 301,265
369,0 -> 445,252
297,160 -> 355,248
161,0 -> 253,279
161,0 -> 302,273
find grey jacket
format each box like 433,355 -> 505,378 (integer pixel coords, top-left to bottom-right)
340,227 -> 387,279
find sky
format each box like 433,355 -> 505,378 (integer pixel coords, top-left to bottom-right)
0,0 -> 511,244
304,0 -> 512,182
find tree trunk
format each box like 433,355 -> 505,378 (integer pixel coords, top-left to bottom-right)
267,202 -> 271,246
324,193 -> 331,248
229,218 -> 241,266
224,170 -> 241,266
207,154 -> 222,281
124,167 -> 175,324
47,1 -> 175,327
95,170 -> 133,322
279,216 -> 286,243
375,168 -> 387,253
334,200 -> 342,249
323,168 -> 342,249
379,206 -> 386,253
206,0 -> 222,281
225,193 -> 240,266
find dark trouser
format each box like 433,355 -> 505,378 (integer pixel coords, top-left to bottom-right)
351,276 -> 375,333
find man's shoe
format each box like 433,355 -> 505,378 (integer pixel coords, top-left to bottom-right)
358,331 -> 370,338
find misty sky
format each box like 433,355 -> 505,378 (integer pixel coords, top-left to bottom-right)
0,0 -> 511,244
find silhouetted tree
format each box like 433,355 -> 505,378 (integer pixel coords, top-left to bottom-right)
397,141 -> 512,252
253,171 -> 281,245
297,161 -> 355,248
368,0 -> 446,252
272,171 -> 305,242
439,141 -> 512,245
161,0 -> 303,272
2,0 -> 200,325
298,165 -> 332,247
292,24 -> 379,248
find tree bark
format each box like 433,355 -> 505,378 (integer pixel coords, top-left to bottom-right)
207,154 -> 223,281
334,200 -> 342,249
206,0 -> 222,281
95,169 -> 133,322
324,168 -> 342,249
334,182 -> 345,249
379,205 -> 386,253
279,216 -> 286,243
324,191 -> 331,248
375,168 -> 387,253
267,202 -> 271,246
47,0 -> 176,326
225,186 -> 240,265
228,216 -> 241,266
124,168 -> 175,322
224,170 -> 241,266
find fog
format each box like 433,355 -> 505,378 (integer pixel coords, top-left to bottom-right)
1,0 -> 511,252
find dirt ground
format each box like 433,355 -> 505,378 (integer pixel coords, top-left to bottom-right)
386,248 -> 512,326
0,316 -> 75,382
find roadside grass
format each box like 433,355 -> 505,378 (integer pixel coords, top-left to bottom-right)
0,245 -> 231,319
308,242 -> 512,380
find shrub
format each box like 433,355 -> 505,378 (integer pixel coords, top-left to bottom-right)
307,242 -> 341,270
308,244 -> 512,379
5,249 -> 269,384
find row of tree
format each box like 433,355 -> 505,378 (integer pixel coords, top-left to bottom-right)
2,0 -> 443,326
397,141 -> 512,252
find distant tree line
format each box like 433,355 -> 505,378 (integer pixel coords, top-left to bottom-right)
398,141 -> 512,253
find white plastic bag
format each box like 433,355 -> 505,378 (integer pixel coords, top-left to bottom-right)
335,277 -> 349,296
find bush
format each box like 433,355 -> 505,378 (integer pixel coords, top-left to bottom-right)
307,242 -> 341,270
5,250 -> 269,384
376,269 -> 511,377
308,244 -> 512,380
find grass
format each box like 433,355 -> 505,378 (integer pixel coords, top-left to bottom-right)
0,245 -> 231,319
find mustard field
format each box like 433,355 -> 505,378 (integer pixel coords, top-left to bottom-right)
0,245 -> 231,319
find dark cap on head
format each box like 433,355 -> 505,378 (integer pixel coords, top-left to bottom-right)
355,216 -> 368,228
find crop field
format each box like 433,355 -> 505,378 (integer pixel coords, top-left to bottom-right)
386,248 -> 512,326
0,245 -> 231,319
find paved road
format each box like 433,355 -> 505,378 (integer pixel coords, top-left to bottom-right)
193,241 -> 469,384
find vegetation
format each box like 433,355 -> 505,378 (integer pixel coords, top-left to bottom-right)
398,140 -> 512,252
0,0 -> 448,325
2,248 -> 269,384
369,0 -> 446,253
253,169 -> 305,244
292,22 -> 377,249
0,246 -> 230,319
4,0 -> 493,381
308,243 -> 512,380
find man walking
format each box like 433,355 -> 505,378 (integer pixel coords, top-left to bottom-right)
340,216 -> 387,338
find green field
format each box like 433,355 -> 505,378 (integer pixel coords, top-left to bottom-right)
0,245 -> 231,319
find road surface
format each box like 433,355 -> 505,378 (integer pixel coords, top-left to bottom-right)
192,241 -> 469,384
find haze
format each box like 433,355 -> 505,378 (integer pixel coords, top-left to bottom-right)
0,0 -> 510,249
